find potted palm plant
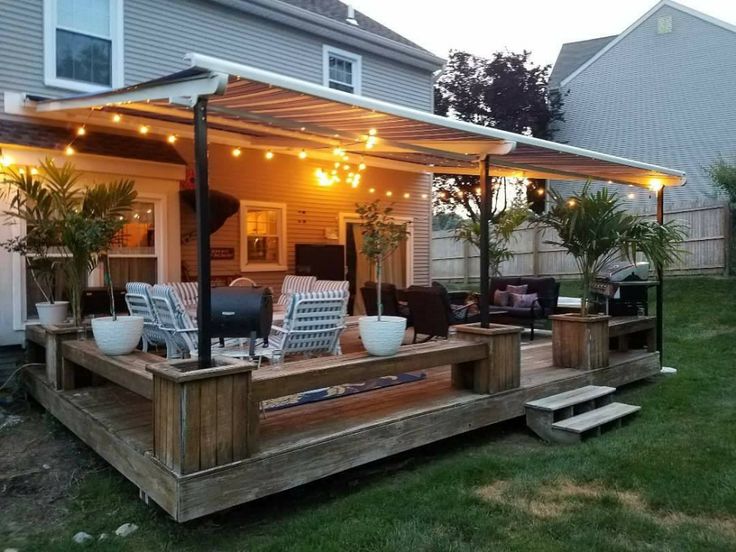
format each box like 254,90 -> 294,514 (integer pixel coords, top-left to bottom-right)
537,185 -> 685,369
61,178 -> 143,355
1,166 -> 69,325
356,200 -> 410,356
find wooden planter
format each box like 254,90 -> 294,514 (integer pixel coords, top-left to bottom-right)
146,356 -> 260,475
550,314 -> 610,370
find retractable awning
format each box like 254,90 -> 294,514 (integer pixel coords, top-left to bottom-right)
33,52 -> 686,189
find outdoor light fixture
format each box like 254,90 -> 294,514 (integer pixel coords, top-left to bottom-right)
649,178 -> 663,192
167,134 -> 177,144
30,168 -> 38,175
77,126 -> 86,136
65,146 -> 75,156
332,147 -> 344,156
298,149 -> 307,159
386,191 -> 393,197
369,188 -> 375,193
567,199 -> 576,207
112,114 -> 122,123
358,162 -> 366,171
368,128 -> 377,136
265,150 -> 274,160
403,192 -> 410,199
0,155 -> 13,167
232,147 -> 242,157
139,125 -> 149,135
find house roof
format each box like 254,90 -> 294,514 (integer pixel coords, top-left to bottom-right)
27,53 -> 685,188
549,35 -> 616,89
277,0 -> 430,53
0,120 -> 185,165
557,0 -> 736,88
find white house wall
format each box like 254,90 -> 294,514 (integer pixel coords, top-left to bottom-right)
553,3 -> 736,206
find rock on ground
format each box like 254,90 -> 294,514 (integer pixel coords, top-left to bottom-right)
72,531 -> 93,544
114,523 -> 139,537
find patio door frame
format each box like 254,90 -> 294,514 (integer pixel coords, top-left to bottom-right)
338,212 -> 414,286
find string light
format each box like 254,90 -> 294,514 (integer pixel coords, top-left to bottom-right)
475,187 -> 481,194
112,114 -> 122,123
366,136 -> 376,149
368,128 -> 377,136
343,164 -> 350,170
536,188 -> 545,196
65,145 -> 75,156
369,187 -> 375,193
138,125 -> 149,135
386,191 -> 393,197
167,134 -> 177,144
403,192 -> 410,199
265,150 -> 274,160
627,192 -> 636,199
334,162 -> 341,169
232,147 -> 242,158
30,168 -> 38,175
421,193 -> 428,199
358,162 -> 366,171
332,147 -> 344,157
18,168 -> 25,175
0,155 -> 12,167
567,199 -> 576,207
298,149 -> 307,160
76,126 -> 86,136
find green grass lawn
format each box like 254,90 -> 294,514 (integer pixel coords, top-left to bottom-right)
6,277 -> 736,551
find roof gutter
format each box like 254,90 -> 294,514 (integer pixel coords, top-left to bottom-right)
207,0 -> 445,72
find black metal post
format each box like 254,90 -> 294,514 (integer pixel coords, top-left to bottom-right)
194,97 -> 212,368
479,156 -> 491,328
656,186 -> 664,364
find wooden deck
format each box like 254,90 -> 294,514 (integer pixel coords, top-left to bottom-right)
23,321 -> 661,522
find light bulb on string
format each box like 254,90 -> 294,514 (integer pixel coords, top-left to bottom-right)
112,114 -> 122,123
64,145 -> 75,156
139,125 -> 149,135
358,162 -> 366,171
265,150 -> 274,160
232,147 -> 242,158
167,134 -> 177,144
77,126 -> 86,136
298,149 -> 307,160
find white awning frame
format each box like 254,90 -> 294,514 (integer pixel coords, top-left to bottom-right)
31,52 -> 686,189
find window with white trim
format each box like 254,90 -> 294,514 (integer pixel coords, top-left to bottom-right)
323,46 -> 362,94
44,0 -> 124,92
240,201 -> 287,272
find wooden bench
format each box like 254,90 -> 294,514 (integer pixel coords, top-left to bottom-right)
608,316 -> 656,352
26,324 -> 91,389
146,323 -> 523,474
61,340 -> 158,399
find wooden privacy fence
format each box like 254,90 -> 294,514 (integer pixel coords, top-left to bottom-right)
432,202 -> 730,283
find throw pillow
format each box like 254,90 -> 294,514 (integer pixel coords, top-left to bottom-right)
510,292 -> 538,309
506,284 -> 528,295
493,289 -> 509,307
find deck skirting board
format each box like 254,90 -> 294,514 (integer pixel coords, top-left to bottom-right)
175,352 -> 660,521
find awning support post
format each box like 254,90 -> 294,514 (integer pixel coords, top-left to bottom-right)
479,156 -> 491,328
656,186 -> 664,364
194,97 -> 212,369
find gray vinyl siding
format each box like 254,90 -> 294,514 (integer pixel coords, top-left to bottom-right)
0,0 -> 434,113
553,4 -> 736,206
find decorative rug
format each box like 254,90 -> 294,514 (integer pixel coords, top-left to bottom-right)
263,372 -> 427,412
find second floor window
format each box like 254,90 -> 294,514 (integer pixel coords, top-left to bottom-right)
323,46 -> 362,94
44,0 -> 123,92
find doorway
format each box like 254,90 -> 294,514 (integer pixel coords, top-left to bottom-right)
340,213 -> 413,315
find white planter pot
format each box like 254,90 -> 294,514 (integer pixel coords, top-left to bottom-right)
359,315 -> 407,356
35,301 -> 69,326
91,316 -> 144,356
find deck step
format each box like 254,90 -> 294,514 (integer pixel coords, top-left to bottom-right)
551,402 -> 640,434
525,385 -> 615,412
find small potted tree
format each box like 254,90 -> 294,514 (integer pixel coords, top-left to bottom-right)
537,185 -> 685,369
1,166 -> 69,325
61,179 -> 144,355
356,200 -> 410,356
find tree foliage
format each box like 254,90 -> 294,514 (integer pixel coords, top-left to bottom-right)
433,50 -> 564,222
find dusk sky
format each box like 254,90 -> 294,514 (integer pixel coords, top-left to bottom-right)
349,0 -> 736,67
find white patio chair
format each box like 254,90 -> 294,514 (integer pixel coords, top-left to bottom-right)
124,282 -> 168,353
276,275 -> 317,306
150,284 -> 246,359
163,281 -> 198,311
230,277 -> 257,288
254,289 -> 348,363
313,280 -> 350,293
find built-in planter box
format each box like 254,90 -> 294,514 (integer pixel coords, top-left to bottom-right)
550,314 -> 610,370
146,356 -> 260,475
26,324 -> 91,389
451,323 -> 522,393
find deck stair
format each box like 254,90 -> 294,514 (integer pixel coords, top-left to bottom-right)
525,385 -> 640,444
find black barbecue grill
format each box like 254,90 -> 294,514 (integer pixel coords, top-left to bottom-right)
211,287 -> 273,357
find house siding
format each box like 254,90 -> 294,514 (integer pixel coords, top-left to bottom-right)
175,142 -> 432,295
553,4 -> 736,206
0,0 -> 434,113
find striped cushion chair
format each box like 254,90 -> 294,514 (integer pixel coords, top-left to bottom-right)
124,282 -> 168,352
150,284 -> 199,359
313,280 -> 350,294
164,281 -> 199,312
257,289 -> 348,363
276,275 -> 317,306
